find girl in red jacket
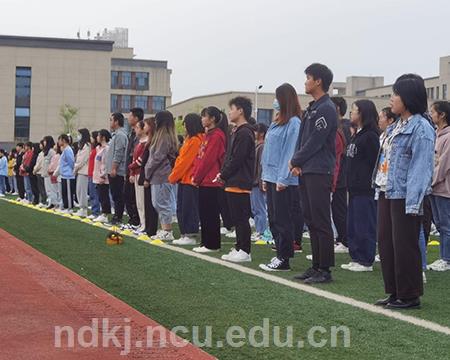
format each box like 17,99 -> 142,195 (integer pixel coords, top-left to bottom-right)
191,107 -> 228,253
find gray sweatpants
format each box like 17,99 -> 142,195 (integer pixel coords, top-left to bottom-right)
76,174 -> 89,210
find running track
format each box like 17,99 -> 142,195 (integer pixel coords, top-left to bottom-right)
0,228 -> 215,360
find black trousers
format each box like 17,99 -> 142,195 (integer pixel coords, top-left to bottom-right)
177,184 -> 200,235
219,188 -> 234,230
16,175 -> 25,199
30,175 -> 40,205
300,174 -> 334,270
124,177 -> 140,226
331,187 -> 348,247
291,186 -> 304,245
199,187 -> 221,250
37,175 -> 47,204
97,184 -> 111,214
266,182 -> 295,260
61,178 -> 76,209
144,185 -> 159,236
226,191 -> 252,254
378,193 -> 423,299
108,175 -> 125,221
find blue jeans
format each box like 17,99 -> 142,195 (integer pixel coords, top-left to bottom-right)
88,177 -> 101,216
251,186 -> 268,234
151,183 -> 175,225
419,224 -> 427,270
430,195 -> 450,262
347,194 -> 377,266
0,175 -> 6,194
24,176 -> 33,201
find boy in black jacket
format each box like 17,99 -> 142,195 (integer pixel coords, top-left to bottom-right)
216,96 -> 255,262
290,63 -> 338,284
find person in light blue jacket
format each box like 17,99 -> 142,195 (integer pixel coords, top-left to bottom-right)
58,134 -> 75,212
0,149 -> 8,196
373,74 -> 435,310
259,83 -> 301,272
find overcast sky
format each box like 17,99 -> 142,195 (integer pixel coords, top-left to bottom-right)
2,0 -> 449,102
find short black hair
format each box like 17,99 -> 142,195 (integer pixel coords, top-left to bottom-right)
111,112 -> 125,127
248,117 -> 257,126
229,96 -> 253,121
58,134 -> 70,144
254,123 -> 268,137
98,129 -> 112,142
392,74 -> 427,115
130,107 -> 144,121
16,143 -> 24,148
305,63 -> 334,92
183,113 -> 204,137
331,96 -> 347,116
25,141 -> 33,148
0,149 -> 5,155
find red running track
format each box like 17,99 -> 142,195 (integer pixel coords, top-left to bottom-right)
0,228 -> 215,360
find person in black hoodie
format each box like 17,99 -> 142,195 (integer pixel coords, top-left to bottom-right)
290,63 -> 337,284
216,96 -> 255,262
14,143 -> 25,200
341,99 -> 380,272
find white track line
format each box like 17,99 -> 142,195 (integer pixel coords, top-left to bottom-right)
4,198 -> 450,337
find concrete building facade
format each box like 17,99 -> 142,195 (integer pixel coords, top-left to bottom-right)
0,34 -> 172,149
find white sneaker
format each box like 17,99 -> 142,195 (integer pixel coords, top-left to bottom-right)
221,248 -> 238,261
192,246 -> 219,253
0,193 -> 5,197
74,209 -> 88,217
346,263 -> 373,272
12,192 -> 18,196
150,229 -> 165,240
225,230 -> 236,238
249,218 -> 255,228
151,230 -> 174,241
87,214 -> 96,220
22,199 -> 30,205
334,243 -> 349,254
306,254 -> 313,261
251,232 -> 262,242
173,236 -> 197,246
59,209 -> 71,215
93,214 -> 108,223
303,232 -> 310,239
375,254 -> 381,263
227,249 -> 252,263
341,262 -> 358,269
220,227 -> 229,235
428,259 -> 450,271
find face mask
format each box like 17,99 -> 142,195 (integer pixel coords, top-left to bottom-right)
273,99 -> 280,112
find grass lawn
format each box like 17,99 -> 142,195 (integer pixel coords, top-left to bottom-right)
1,199 -> 449,359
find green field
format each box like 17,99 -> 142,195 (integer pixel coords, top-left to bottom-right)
1,199 -> 449,359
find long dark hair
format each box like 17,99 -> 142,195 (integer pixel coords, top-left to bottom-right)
353,99 -> 380,132
275,83 -> 302,125
78,128 -> 90,149
91,131 -> 99,149
183,113 -> 204,137
43,135 -> 55,156
432,101 -> 450,126
144,117 -> 156,149
200,106 -> 229,138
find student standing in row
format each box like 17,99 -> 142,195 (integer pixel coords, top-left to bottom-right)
74,129 -> 91,217
58,134 -> 76,213
7,151 -> 17,195
290,63 -> 338,284
169,113 -> 204,245
106,113 -> 129,225
192,107 -> 227,253
144,110 -> 178,241
15,143 -> 25,200
259,83 -> 302,271
374,74 -> 435,309
21,142 -> 34,203
0,150 -> 7,197
93,130 -> 112,223
42,136 -> 56,209
87,131 -> 101,220
32,141 -> 47,206
47,143 -> 61,208
428,101 -> 450,272
218,97 -> 255,263
341,100 -> 380,272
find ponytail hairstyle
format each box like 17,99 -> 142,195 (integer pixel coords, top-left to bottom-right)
98,129 -> 112,143
200,106 -> 229,138
432,101 -> 450,126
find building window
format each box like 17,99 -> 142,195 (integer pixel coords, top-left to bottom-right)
135,96 -> 148,112
436,86 -> 440,100
121,72 -> 132,89
443,84 -> 448,100
121,95 -> 131,112
136,72 -> 149,90
111,95 -> 119,112
15,67 -> 31,141
152,96 -> 166,112
257,109 -> 273,126
111,71 -> 119,89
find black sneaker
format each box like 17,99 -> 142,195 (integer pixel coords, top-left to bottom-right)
303,270 -> 332,284
46,204 -> 55,210
259,257 -> 290,272
293,267 -> 319,281
385,298 -> 421,310
374,294 -> 397,306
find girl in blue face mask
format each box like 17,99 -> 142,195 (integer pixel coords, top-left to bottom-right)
259,83 -> 302,272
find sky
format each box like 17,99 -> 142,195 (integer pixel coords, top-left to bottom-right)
2,0 -> 449,103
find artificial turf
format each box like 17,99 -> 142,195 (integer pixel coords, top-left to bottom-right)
1,199 -> 449,360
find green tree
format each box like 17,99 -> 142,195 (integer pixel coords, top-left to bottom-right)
59,104 -> 79,137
